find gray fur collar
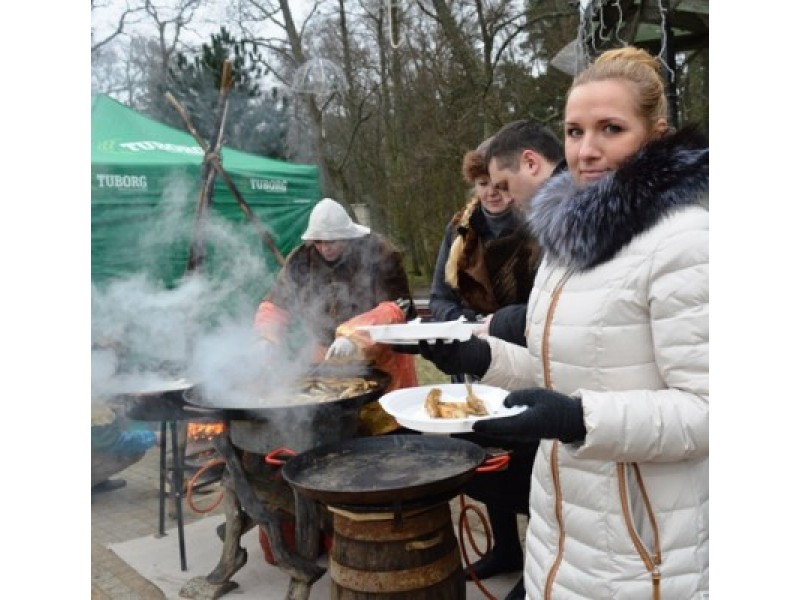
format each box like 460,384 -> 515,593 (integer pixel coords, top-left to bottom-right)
528,126 -> 708,272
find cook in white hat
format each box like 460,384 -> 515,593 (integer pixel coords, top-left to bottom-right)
301,197 -> 370,263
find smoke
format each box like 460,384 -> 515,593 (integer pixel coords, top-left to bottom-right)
186,319 -> 305,408
91,273 -> 205,374
91,176 -> 314,402
91,347 -> 119,399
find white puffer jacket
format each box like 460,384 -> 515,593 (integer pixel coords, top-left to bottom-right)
480,128 -> 709,600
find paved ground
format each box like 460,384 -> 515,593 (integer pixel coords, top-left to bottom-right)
91,443 -> 223,599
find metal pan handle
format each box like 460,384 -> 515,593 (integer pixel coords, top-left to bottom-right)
475,453 -> 510,473
264,447 -> 297,466
182,404 -> 220,416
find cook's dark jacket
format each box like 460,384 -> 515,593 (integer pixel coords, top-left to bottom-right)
262,233 -> 415,348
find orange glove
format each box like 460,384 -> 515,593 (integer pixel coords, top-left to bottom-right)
253,300 -> 290,344
336,301 -> 418,437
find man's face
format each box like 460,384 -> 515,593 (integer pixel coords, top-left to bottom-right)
313,240 -> 347,262
488,151 -> 542,206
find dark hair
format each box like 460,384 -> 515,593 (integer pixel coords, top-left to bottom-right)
485,120 -> 564,170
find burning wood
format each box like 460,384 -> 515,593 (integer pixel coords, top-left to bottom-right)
188,421 -> 226,441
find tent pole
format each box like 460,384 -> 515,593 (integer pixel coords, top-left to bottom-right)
184,61 -> 234,274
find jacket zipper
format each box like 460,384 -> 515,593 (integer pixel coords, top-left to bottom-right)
540,271 -> 571,600
617,462 -> 663,600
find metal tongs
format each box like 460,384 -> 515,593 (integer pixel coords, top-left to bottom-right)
464,376 -> 475,398
464,375 -> 488,415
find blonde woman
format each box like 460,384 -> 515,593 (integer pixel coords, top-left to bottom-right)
421,47 -> 709,598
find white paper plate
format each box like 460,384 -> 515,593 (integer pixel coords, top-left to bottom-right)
356,320 -> 484,345
379,383 -> 524,434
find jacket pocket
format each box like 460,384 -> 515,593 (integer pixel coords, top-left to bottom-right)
617,462 -> 662,600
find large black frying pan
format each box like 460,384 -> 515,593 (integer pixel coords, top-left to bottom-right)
181,365 -> 391,453
279,434 -> 508,506
118,380 -> 201,422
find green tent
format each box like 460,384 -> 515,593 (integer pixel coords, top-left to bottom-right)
91,94 -> 320,286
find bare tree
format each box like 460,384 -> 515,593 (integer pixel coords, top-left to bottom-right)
92,0 -> 706,285
229,0 -> 342,193
91,0 -> 209,108
141,0 -> 204,91
91,0 -> 146,52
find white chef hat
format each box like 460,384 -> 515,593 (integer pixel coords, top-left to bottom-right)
301,198 -> 370,241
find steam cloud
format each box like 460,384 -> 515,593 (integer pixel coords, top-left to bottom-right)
91,176 -> 313,405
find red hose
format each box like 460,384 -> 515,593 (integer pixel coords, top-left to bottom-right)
457,493 -> 498,600
186,458 -> 225,514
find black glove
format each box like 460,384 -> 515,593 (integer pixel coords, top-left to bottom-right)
461,308 -> 479,322
473,388 -> 586,444
417,336 -> 491,378
419,335 -> 492,378
391,343 -> 422,355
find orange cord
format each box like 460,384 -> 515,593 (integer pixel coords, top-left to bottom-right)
186,458 -> 225,514
457,493 -> 498,600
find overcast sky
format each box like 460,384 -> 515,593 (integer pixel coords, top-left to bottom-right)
92,0 -> 314,45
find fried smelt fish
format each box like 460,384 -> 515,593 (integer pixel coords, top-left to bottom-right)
425,388 -> 442,418
423,385 -> 488,419
438,403 -> 469,419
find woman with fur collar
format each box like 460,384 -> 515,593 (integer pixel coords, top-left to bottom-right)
428,135 -> 553,324
419,47 -> 709,599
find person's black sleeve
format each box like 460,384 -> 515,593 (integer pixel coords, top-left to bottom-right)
373,238 -> 415,306
488,304 -> 528,347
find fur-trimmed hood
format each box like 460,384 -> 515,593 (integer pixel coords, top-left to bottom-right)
528,126 -> 708,272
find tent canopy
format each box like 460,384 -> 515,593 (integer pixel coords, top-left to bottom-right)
91,94 -> 320,286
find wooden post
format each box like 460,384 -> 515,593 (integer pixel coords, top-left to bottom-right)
184,61 -> 234,274
165,89 -> 286,268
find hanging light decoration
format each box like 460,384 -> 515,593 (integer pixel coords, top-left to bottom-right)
387,0 -> 403,49
289,57 -> 347,103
